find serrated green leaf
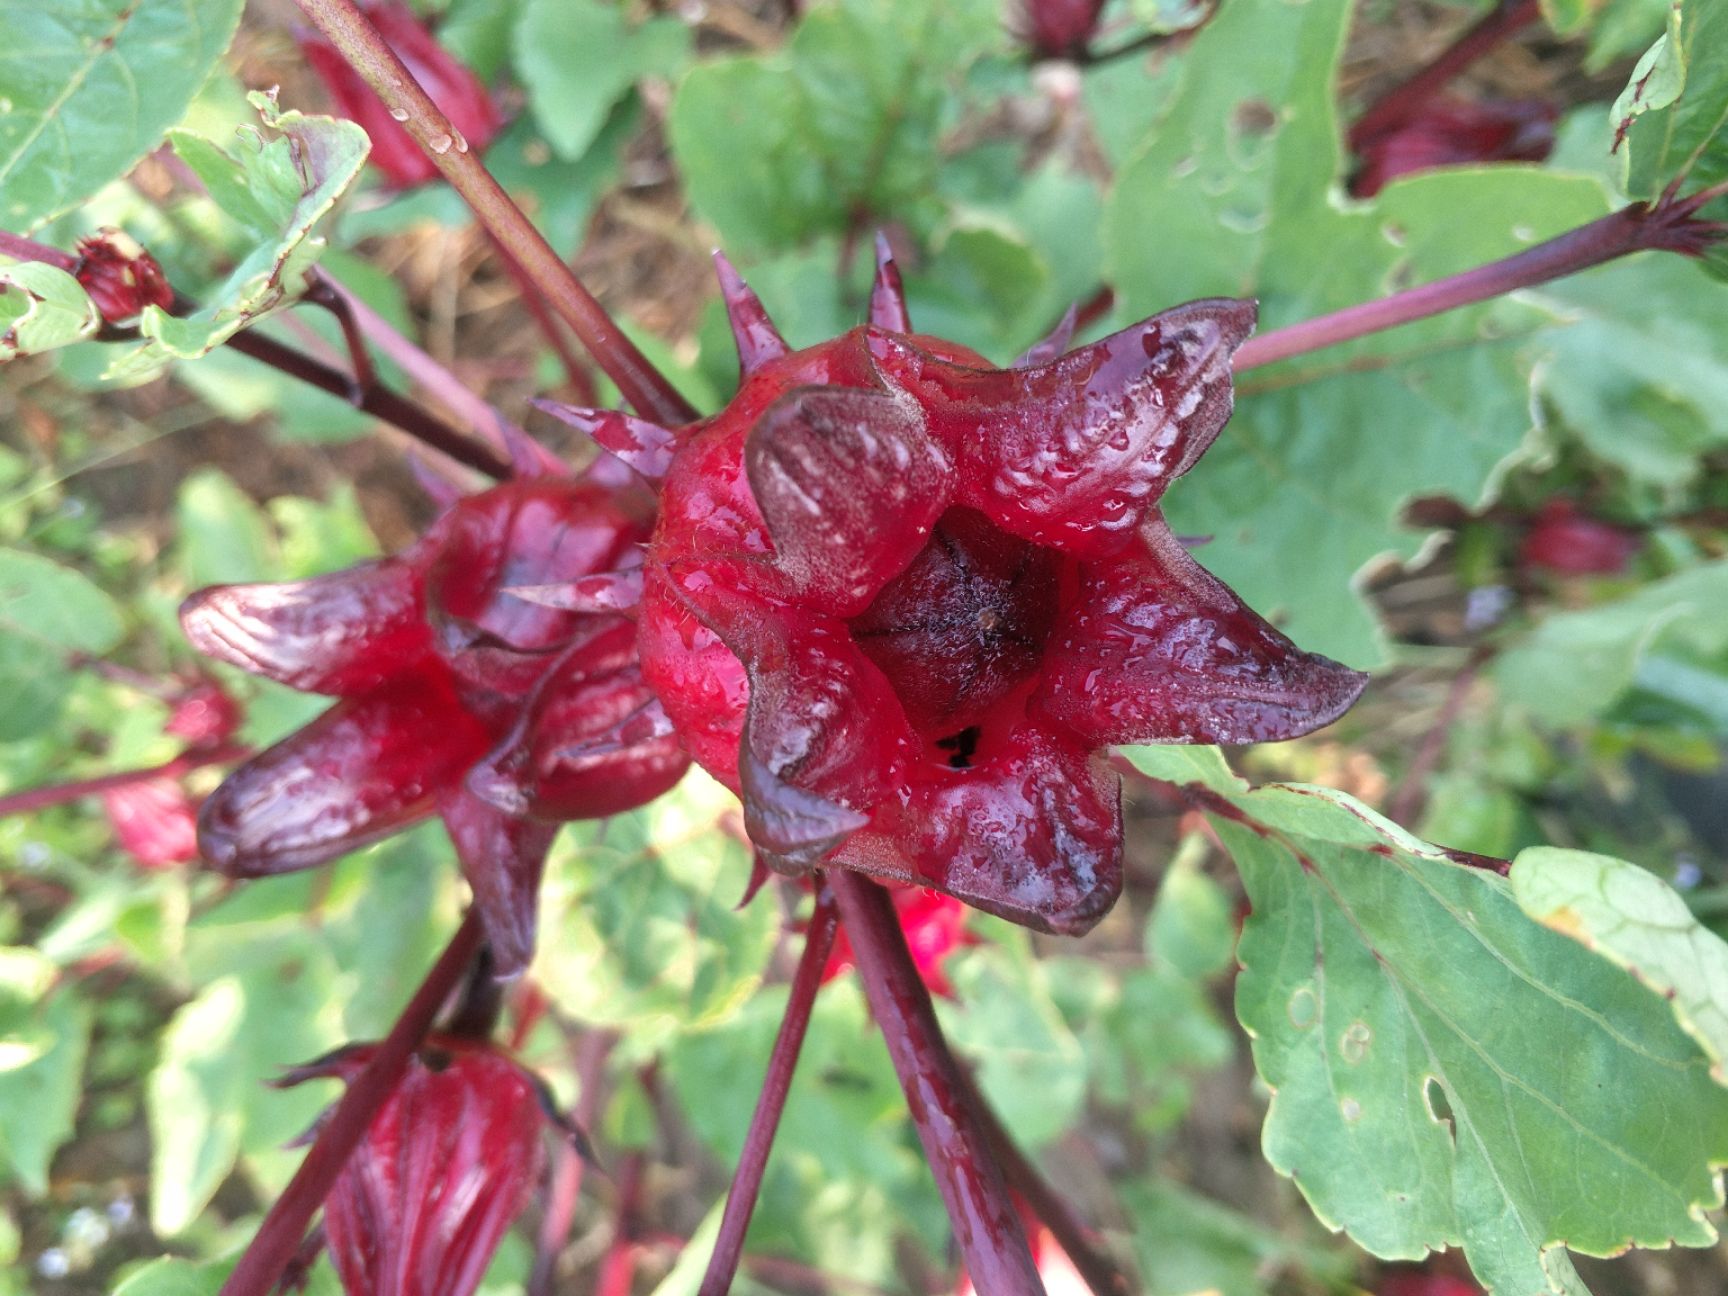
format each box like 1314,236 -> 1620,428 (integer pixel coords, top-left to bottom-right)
1494,560 -> 1728,725
104,96 -> 368,380
1618,0 -> 1728,198
513,0 -> 688,162
0,260 -> 98,361
1103,0 -> 1613,666
1513,847 -> 1728,1082
1132,747 -> 1728,1296
0,0 -> 245,231
0,545 -> 123,654
667,0 -> 1000,256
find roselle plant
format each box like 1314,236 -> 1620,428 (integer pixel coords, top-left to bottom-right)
4,1 -> 1728,1296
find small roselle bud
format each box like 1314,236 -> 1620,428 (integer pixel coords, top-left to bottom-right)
298,0 -> 502,189
1020,0 -> 1109,58
1351,97 -> 1557,198
1518,499 -> 1641,576
280,1036 -> 549,1296
101,778 -> 200,868
72,230 -> 173,323
164,678 -> 244,748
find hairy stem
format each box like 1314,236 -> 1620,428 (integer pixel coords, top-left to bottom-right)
1235,190 -> 1728,371
0,745 -> 248,819
827,871 -> 1045,1296
292,0 -> 697,426
698,888 -> 840,1296
1349,0 -> 1543,148
218,912 -> 485,1296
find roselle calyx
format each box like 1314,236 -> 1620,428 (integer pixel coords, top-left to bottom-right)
545,244 -> 1366,937
298,0 -> 502,190
1350,96 -> 1557,198
277,1035 -> 556,1296
180,476 -> 688,976
72,229 -> 173,323
1518,499 -> 1640,576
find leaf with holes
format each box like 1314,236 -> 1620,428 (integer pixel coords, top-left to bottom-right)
104,94 -> 368,381
0,260 -> 98,361
0,0 -> 244,231
1127,745 -> 1728,1296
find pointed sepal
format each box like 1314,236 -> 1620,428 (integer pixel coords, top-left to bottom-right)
1011,304 -> 1076,369
714,251 -> 789,373
533,400 -> 679,482
503,568 -> 644,615
868,231 -> 912,333
441,786 -> 560,979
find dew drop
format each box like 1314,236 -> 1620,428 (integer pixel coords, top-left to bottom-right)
428,132 -> 454,155
388,107 -> 410,122
1340,1020 -> 1372,1064
453,131 -> 470,154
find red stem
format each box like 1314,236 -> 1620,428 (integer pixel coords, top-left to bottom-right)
1235,190 -> 1728,371
482,229 -> 600,407
826,871 -> 1045,1296
0,229 -> 76,269
956,1067 -> 1130,1296
0,744 -> 248,819
698,889 -> 840,1296
1348,0 -> 1543,148
218,912 -> 485,1296
292,0 -> 698,427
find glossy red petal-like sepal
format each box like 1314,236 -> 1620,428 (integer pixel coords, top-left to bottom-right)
1011,304 -> 1076,370
873,298 -> 1256,557
1034,525 -> 1367,746
868,232 -> 912,333
889,727 -> 1122,935
714,251 -> 790,373
440,787 -> 560,980
742,748 -> 872,867
502,568 -> 644,614
197,670 -> 492,876
533,401 -> 680,483
180,558 -> 434,696
745,385 -> 952,615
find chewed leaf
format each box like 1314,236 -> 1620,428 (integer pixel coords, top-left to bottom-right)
0,261 -> 99,362
1127,747 -> 1728,1296
104,94 -> 368,380
1513,848 -> 1728,1085
1617,0 -> 1728,198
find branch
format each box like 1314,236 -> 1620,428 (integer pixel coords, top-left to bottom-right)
698,888 -> 840,1296
827,871 -> 1046,1296
0,744 -> 248,819
218,911 -> 485,1296
292,0 -> 698,427
1235,186 -> 1728,372
1349,0 -> 1543,148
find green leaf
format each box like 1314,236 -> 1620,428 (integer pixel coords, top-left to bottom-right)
1103,0 -> 1613,665
1617,0 -> 1728,198
0,952 -> 91,1195
104,94 -> 368,380
1120,1179 -> 1349,1296
0,260 -> 98,361
0,0 -> 245,231
1146,838 -> 1237,980
1126,746 -> 1728,1296
1494,560 -> 1728,725
512,0 -> 688,162
667,0 -> 1000,256
174,468 -> 274,587
0,545 -> 123,653
1513,847 -> 1728,1082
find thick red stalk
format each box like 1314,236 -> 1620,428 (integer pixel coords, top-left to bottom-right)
697,889 -> 840,1296
827,871 -> 1045,1296
1349,0 -> 1542,148
957,1067 -> 1130,1296
0,745 -> 247,819
218,912 -> 484,1296
1235,191 -> 1728,371
291,0 -> 698,427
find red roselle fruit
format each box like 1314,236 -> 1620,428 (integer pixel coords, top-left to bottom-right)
179,475 -> 688,977
298,0 -> 502,189
276,1036 -> 553,1296
823,885 -> 972,997
1518,499 -> 1641,576
539,241 -> 1366,938
1379,1272 -> 1485,1296
1350,97 -> 1557,198
72,229 -> 173,323
102,778 -> 200,869
1021,0 -> 1110,59
164,677 -> 244,748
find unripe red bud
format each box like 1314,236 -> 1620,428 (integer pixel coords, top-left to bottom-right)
72,230 -> 173,323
